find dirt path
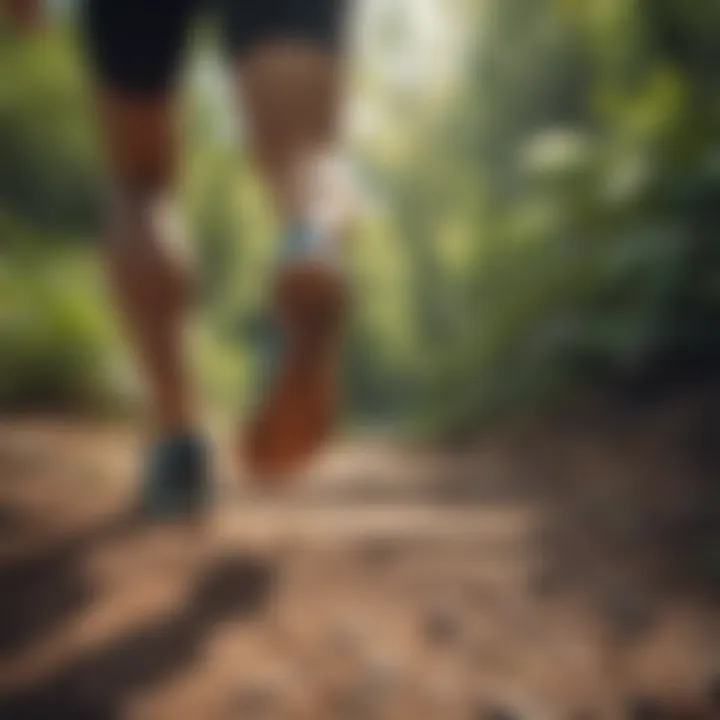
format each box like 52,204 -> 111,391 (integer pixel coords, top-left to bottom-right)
0,414 -> 718,719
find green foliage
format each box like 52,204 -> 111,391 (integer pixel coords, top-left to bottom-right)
0,17 -> 118,413
366,0 -> 720,432
416,0 -> 720,424
0,18 -> 100,235
0,248 -> 130,412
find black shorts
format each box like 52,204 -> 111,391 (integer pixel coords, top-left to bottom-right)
82,0 -> 348,96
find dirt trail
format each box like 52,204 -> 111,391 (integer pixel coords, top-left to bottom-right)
0,409 -> 718,719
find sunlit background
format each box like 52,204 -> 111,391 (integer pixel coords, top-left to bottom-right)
1,1 -> 720,717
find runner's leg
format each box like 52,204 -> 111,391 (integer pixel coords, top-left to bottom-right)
83,0 -> 208,514
226,1 -> 353,477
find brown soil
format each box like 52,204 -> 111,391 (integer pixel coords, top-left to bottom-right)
0,394 -> 719,719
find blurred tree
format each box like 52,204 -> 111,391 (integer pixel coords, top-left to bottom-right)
0,14 -> 100,239
382,0 -> 720,432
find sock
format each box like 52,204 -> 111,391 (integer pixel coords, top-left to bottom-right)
279,221 -> 341,269
279,153 -> 358,269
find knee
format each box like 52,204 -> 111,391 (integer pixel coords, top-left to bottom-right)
103,185 -> 184,251
102,185 -> 194,308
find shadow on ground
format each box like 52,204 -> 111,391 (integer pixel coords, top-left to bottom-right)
0,511 -> 142,659
0,547 -> 275,719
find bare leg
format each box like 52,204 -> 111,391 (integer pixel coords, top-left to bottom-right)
97,90 -> 195,435
238,42 -> 344,220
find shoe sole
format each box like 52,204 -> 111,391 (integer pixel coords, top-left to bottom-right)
241,262 -> 347,482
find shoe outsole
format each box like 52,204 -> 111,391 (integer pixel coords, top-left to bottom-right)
241,263 -> 347,482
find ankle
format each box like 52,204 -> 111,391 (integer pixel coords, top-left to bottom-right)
153,409 -> 198,440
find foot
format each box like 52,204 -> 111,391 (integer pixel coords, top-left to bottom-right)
140,433 -> 210,519
241,262 -> 347,481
